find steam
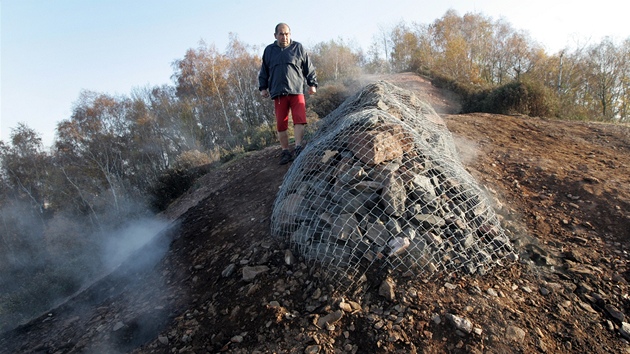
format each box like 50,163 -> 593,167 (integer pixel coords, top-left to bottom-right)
0,198 -> 174,335
452,135 -> 480,166
100,218 -> 171,272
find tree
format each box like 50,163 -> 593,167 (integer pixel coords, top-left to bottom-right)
618,39 -> 630,121
585,37 -> 626,120
54,91 -> 137,225
364,40 -> 389,74
423,10 -> 488,83
365,26 -> 393,74
0,125 -> 52,280
389,22 -> 422,72
224,34 -> 274,136
460,12 -> 494,82
0,124 -> 52,216
127,85 -> 185,190
172,41 -> 237,149
486,19 -> 518,85
311,38 -> 363,85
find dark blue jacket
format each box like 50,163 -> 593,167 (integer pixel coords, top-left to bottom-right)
259,40 -> 318,99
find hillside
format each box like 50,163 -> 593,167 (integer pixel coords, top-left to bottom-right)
1,73 -> 629,353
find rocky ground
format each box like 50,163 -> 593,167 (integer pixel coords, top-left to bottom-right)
1,73 -> 629,353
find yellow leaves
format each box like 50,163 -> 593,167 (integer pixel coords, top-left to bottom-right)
173,43 -> 231,100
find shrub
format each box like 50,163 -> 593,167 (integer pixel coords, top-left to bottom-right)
484,81 -> 530,114
462,80 -> 558,117
174,150 -> 212,170
149,151 -> 213,211
309,83 -> 353,118
523,80 -> 558,117
243,125 -> 277,152
430,73 -> 483,100
219,145 -> 245,163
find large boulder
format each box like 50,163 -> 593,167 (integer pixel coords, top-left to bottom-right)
271,81 -> 517,292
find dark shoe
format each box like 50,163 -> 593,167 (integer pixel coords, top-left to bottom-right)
279,149 -> 293,165
293,145 -> 303,158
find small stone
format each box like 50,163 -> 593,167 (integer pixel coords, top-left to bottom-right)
231,335 -> 244,343
113,321 -> 125,331
317,310 -> 344,328
242,265 -> 269,281
247,283 -> 260,296
304,344 -> 320,354
348,301 -> 362,311
445,313 -> 473,334
379,277 -> 396,301
539,286 -> 550,296
578,301 -> 598,314
564,341 -> 572,350
505,326 -> 526,342
620,322 -> 630,340
605,304 -> 625,322
312,288 -> 322,300
222,263 -> 236,277
339,302 -> 353,312
388,237 -> 410,255
486,288 -> 498,297
284,249 -> 296,265
444,282 -> 457,290
158,335 -> 168,345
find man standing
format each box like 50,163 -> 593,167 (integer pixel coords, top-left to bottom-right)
259,23 -> 318,165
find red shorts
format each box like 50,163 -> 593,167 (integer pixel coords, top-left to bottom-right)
274,94 -> 307,132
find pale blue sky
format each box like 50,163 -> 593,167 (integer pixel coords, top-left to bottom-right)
2,0 -> 629,147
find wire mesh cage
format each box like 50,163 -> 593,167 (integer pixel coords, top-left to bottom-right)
271,81 -> 517,293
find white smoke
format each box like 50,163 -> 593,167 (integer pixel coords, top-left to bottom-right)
0,198 -> 174,335
100,218 -> 171,271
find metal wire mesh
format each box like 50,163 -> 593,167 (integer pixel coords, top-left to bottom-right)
271,81 -> 517,293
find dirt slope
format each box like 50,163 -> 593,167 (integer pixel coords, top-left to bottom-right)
1,73 -> 629,354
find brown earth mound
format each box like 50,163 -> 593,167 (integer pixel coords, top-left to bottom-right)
1,73 -> 628,354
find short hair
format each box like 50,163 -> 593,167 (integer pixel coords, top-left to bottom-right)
275,23 -> 291,34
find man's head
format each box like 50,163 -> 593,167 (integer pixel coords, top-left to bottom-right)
274,23 -> 291,48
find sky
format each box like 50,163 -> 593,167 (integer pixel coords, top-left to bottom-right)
2,0 -> 629,148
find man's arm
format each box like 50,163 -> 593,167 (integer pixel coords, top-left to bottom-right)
258,47 -> 270,93
301,46 -> 318,90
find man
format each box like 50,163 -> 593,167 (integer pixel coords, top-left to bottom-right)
259,23 -> 318,165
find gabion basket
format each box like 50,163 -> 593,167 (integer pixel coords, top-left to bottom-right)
271,81 -> 516,293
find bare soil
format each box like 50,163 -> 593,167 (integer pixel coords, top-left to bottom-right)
1,73 -> 629,353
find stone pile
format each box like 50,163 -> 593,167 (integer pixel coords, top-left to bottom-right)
271,81 -> 517,291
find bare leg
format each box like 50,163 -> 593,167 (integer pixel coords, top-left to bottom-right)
278,130 -> 289,150
294,124 -> 305,147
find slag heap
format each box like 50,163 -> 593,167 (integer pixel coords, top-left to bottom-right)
271,81 -> 517,292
